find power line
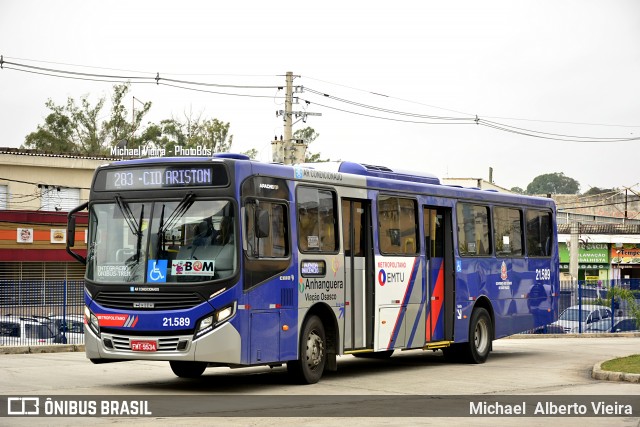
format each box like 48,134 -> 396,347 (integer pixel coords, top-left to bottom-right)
302,75 -> 640,129
3,55 -> 640,144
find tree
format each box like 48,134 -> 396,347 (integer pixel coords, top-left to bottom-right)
510,187 -> 525,194
293,126 -> 330,162
149,113 -> 234,155
22,83 -> 151,156
526,172 -> 580,195
23,96 -> 106,155
241,148 -> 258,159
582,186 -> 617,196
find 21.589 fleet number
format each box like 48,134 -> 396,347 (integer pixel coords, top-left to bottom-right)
535,268 -> 551,281
163,317 -> 191,327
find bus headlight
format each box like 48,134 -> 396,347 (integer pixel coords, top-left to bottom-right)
199,316 -> 214,331
216,304 -> 235,323
84,306 -> 100,335
194,303 -> 236,339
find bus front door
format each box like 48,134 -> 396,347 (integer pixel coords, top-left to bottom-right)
341,199 -> 374,351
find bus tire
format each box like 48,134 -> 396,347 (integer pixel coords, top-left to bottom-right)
169,361 -> 208,378
464,307 -> 492,364
287,315 -> 326,384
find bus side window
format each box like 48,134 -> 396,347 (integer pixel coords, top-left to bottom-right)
245,199 -> 288,259
526,209 -> 552,257
378,195 -> 418,255
456,203 -> 491,256
296,187 -> 338,253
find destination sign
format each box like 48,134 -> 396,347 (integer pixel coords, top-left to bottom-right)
301,260 -> 326,277
96,164 -> 228,190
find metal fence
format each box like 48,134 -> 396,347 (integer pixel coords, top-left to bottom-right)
0,279 -> 85,346
1,277 -> 639,346
530,279 -> 640,335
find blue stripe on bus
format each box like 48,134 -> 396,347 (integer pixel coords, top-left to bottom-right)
406,258 -> 427,348
387,258 -> 420,350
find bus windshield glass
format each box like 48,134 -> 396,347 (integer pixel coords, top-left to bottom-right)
86,199 -> 236,284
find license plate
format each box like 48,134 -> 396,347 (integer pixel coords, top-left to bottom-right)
131,340 -> 157,352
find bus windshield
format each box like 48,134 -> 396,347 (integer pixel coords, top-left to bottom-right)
86,199 -> 237,284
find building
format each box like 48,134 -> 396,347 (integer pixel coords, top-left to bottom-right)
0,148 -> 108,291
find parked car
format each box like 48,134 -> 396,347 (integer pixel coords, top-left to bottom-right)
48,315 -> 85,344
0,316 -> 56,346
551,305 -> 613,333
585,316 -> 640,333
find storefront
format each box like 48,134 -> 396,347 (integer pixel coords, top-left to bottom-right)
611,243 -> 640,281
558,242 -> 609,284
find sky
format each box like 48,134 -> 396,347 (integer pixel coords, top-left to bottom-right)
1,0 -> 639,191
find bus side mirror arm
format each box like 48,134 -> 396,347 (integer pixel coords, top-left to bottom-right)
67,202 -> 89,265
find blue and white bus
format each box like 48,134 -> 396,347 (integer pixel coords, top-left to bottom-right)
67,154 -> 559,383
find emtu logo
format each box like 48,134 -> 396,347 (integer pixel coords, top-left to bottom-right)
378,269 -> 387,286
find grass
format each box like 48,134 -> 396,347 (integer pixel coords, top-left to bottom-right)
601,355 -> 640,374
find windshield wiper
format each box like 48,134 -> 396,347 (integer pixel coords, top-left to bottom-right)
155,192 -> 196,255
159,192 -> 195,234
115,195 -> 144,263
115,195 -> 141,238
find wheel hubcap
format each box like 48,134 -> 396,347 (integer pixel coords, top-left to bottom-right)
474,319 -> 489,354
305,330 -> 324,369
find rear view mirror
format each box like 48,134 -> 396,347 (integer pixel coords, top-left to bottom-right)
67,217 -> 76,247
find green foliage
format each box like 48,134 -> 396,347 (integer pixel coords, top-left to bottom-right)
510,186 -> 525,194
241,148 -> 258,159
293,126 -> 319,145
607,287 -> 640,328
526,172 -> 580,195
601,355 -> 640,374
21,83 -> 234,157
22,83 -> 148,156
23,96 -> 107,155
582,186 -> 617,196
149,115 -> 233,155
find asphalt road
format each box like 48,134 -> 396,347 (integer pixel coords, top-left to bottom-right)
1,337 -> 639,426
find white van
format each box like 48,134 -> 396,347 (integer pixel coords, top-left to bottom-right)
0,316 -> 56,346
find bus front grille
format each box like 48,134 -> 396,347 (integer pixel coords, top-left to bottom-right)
94,291 -> 205,310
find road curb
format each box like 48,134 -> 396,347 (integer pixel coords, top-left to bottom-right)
0,344 -> 85,355
592,360 -> 640,383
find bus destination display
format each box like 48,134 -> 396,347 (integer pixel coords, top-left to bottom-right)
301,260 -> 326,277
99,165 -> 228,190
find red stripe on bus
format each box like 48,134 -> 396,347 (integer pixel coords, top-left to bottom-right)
425,264 -> 444,341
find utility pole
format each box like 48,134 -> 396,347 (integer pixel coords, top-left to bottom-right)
569,222 -> 580,282
272,71 -> 321,164
284,71 -> 293,160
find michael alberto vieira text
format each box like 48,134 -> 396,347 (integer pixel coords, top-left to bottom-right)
470,400 -> 633,416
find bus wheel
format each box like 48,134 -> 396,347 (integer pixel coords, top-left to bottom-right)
288,315 -> 326,384
170,361 -> 208,378
465,307 -> 492,364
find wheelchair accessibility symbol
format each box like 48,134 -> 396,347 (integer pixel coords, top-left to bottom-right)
147,260 -> 167,283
